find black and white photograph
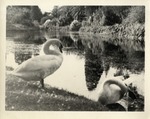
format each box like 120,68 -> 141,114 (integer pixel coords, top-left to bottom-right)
1,0 -> 150,118
4,5 -> 145,112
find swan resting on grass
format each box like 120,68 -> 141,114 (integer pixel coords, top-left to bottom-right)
12,39 -> 63,88
98,78 -> 127,105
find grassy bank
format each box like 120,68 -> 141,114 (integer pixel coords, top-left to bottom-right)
6,74 -> 109,111
5,73 -> 144,111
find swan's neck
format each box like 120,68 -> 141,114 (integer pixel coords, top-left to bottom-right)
103,79 -> 127,97
43,40 -> 61,55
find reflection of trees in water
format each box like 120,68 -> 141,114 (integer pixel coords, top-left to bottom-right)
59,35 -> 74,47
69,32 -> 85,51
7,30 -> 46,44
126,50 -> 144,73
81,35 -> 144,90
60,32 -> 85,50
60,33 -> 85,51
74,39 -> 85,51
69,32 -> 80,42
84,46 -> 104,91
69,33 -> 108,90
111,38 -> 145,51
41,30 -> 59,39
80,33 -> 144,51
14,52 -> 32,65
102,41 -> 144,74
60,34 -> 85,58
63,48 -> 84,59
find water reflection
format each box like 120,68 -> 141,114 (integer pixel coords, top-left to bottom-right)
84,46 -> 103,90
6,30 -> 145,99
14,52 -> 32,65
80,34 -> 144,74
7,30 -> 47,44
59,35 -> 74,47
69,32 -> 85,51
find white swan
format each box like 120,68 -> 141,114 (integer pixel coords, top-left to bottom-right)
98,79 -> 127,105
12,39 -> 63,88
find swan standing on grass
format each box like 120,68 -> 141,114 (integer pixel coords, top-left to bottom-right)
98,78 -> 127,105
12,39 -> 63,88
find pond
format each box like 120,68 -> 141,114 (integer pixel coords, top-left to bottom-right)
6,30 -> 144,102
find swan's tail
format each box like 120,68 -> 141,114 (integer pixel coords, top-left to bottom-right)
104,79 -> 127,98
6,71 -> 14,75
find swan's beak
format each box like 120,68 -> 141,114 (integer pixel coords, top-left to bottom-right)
127,88 -> 137,99
125,83 -> 137,99
59,45 -> 63,53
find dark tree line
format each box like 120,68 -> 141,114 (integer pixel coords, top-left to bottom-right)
47,6 -> 145,27
6,6 -> 145,29
7,6 -> 42,27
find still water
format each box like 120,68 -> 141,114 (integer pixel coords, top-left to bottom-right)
6,30 -> 145,101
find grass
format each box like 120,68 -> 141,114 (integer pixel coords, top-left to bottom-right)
6,74 -> 109,111
6,73 -> 144,111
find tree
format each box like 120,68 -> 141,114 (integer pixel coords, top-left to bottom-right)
51,6 -> 59,18
57,6 -> 73,26
123,6 -> 145,24
69,6 -> 86,21
6,6 -> 32,26
30,6 -> 43,22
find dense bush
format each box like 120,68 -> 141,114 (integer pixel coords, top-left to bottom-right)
123,6 -> 145,24
59,15 -> 74,26
78,6 -> 145,39
7,6 -> 32,26
69,20 -> 82,31
82,20 -> 91,27
40,16 -> 52,25
91,8 -> 105,26
30,6 -> 43,22
6,6 -> 43,28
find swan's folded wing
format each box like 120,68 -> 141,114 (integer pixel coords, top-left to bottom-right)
14,55 -> 58,72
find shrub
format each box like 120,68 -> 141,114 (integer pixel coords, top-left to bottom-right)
123,6 -> 145,24
69,20 -> 82,31
40,16 -> 52,25
82,20 -> 91,27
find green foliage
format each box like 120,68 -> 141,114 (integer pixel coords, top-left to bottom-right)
78,6 -> 145,39
102,6 -> 131,24
102,7 -> 122,25
59,15 -> 73,26
56,6 -> 74,26
92,7 -> 105,26
6,6 -> 43,28
7,6 -> 32,26
82,20 -> 91,27
70,20 -> 82,31
90,6 -> 130,26
69,6 -> 86,21
55,6 -> 131,27
51,6 -> 59,18
50,18 -> 58,26
30,6 -> 43,22
123,6 -> 145,24
40,16 -> 52,24
50,6 -> 99,26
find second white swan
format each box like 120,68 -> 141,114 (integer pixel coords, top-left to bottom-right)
98,79 -> 127,105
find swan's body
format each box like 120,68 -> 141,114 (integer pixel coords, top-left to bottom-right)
13,39 -> 63,88
98,79 -> 127,105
